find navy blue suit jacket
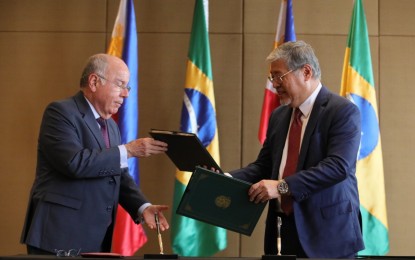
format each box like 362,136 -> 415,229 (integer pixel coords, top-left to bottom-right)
21,91 -> 148,253
231,86 -> 364,258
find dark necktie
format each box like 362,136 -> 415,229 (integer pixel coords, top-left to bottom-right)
97,117 -> 110,148
281,108 -> 303,215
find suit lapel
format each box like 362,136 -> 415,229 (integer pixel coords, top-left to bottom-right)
73,91 -> 108,149
270,106 -> 292,179
107,119 -> 120,146
275,107 -> 293,150
297,86 -> 330,170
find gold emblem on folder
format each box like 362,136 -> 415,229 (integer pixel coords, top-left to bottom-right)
215,195 -> 231,209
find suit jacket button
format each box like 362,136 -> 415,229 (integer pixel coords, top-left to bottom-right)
106,206 -> 113,211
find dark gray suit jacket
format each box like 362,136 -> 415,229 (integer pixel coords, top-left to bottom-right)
21,91 -> 148,253
231,86 -> 365,258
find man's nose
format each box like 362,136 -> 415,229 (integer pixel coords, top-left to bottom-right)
121,88 -> 130,97
271,80 -> 280,88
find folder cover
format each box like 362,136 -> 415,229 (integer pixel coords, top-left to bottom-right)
176,166 -> 267,236
149,129 -> 223,173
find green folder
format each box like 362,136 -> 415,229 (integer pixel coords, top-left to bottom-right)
176,166 -> 267,236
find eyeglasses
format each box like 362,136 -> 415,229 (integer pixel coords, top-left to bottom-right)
96,74 -> 131,92
268,69 -> 294,84
54,248 -> 81,257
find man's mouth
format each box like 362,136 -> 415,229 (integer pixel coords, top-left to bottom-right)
276,88 -> 286,96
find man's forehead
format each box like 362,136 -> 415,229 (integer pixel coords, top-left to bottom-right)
270,59 -> 288,72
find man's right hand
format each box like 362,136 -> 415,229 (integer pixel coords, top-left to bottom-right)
142,205 -> 169,231
248,179 -> 280,203
125,138 -> 167,158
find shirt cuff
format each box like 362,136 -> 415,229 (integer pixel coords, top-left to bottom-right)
119,145 -> 128,168
135,203 -> 152,224
224,172 -> 232,177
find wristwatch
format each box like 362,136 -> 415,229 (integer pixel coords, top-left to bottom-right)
277,180 -> 290,195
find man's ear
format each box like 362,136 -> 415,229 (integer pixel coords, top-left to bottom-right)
302,64 -> 313,80
88,74 -> 99,92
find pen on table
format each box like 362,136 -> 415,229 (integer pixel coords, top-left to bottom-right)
155,213 -> 164,255
277,216 -> 282,256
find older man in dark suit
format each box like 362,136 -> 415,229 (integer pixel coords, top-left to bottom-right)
230,41 -> 364,258
21,54 -> 169,255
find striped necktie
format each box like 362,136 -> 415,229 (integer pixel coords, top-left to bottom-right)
96,117 -> 110,148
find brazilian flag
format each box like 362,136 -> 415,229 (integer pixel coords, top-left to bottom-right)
170,0 -> 227,256
340,0 -> 389,255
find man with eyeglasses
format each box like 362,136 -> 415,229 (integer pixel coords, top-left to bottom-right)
228,41 -> 364,258
21,53 -> 169,255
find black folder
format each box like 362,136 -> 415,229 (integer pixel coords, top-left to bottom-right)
149,129 -> 223,173
176,166 -> 267,236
